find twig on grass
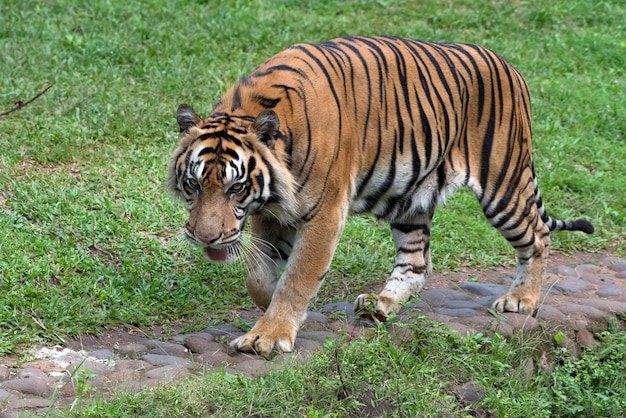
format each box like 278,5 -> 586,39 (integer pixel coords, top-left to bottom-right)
0,84 -> 53,118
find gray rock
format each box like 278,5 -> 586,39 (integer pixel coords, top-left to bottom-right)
596,285 -> 626,297
66,358 -> 114,375
321,302 -> 354,316
551,265 -> 579,277
117,343 -> 148,355
185,335 -> 223,354
294,338 -> 322,354
146,340 -> 189,357
617,271 -> 626,279
197,349 -> 247,366
0,365 -> 11,381
444,299 -> 483,310
233,359 -> 280,377
141,354 -> 194,369
144,365 -> 190,382
433,307 -> 480,318
459,282 -> 508,297
556,303 -> 607,320
88,349 -> 115,361
420,289 -> 471,306
553,279 -> 593,296
607,262 -> 626,273
297,331 -> 337,344
499,313 -> 539,331
204,324 -> 244,337
575,264 -> 601,274
16,368 -> 48,380
454,381 -> 485,406
535,305 -> 568,322
2,376 -> 51,397
0,388 -> 13,403
581,298 -> 626,313
579,272 -> 614,285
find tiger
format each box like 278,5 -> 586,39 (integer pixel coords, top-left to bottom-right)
168,36 -> 594,359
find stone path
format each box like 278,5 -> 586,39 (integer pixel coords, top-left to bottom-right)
1,253 -> 625,417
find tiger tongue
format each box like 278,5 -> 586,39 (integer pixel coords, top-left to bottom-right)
204,246 -> 228,262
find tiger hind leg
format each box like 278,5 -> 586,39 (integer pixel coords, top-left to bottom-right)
479,172 -> 551,315
355,212 -> 433,320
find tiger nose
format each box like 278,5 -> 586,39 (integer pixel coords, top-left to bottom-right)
197,232 -> 221,244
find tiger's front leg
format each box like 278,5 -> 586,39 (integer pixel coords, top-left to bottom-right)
232,207 -> 347,358
355,213 -> 433,320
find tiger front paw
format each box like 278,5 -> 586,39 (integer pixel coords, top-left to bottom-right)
492,292 -> 538,315
230,317 -> 296,359
354,293 -> 388,322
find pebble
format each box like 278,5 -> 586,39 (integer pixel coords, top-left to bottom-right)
1,254 -> 625,417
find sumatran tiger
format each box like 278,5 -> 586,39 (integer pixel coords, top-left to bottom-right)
168,36 -> 594,358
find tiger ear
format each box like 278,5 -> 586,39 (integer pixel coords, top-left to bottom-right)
250,110 -> 280,147
177,104 -> 202,133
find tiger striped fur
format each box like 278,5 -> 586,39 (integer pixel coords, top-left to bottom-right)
168,36 -> 594,358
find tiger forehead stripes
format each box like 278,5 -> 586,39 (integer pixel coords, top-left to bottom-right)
168,36 -> 593,358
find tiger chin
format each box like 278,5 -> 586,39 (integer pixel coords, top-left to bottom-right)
168,36 -> 594,359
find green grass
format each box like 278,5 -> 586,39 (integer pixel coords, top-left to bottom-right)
0,0 -> 625,414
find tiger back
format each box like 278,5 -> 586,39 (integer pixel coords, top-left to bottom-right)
169,36 -> 593,358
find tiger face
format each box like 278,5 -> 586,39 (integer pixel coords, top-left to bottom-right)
168,105 -> 297,264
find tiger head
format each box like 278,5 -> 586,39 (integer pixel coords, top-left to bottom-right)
168,104 -> 297,264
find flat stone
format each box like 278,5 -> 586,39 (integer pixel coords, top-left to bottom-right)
321,302 -> 354,316
420,289 -> 471,306
19,360 -> 64,374
233,359 -> 280,377
16,368 -> 48,380
443,299 -> 483,310
88,349 -> 115,361
204,324 -> 244,337
607,262 -> 626,273
581,298 -> 626,313
297,331 -> 337,344
144,365 -> 190,382
146,340 -> 189,357
576,264 -> 601,274
453,381 -> 485,405
475,295 -> 498,307
0,388 -> 14,402
443,321 -> 475,336
596,285 -> 626,297
617,271 -> 626,279
551,265 -> 579,277
433,307 -> 480,318
535,305 -> 568,322
600,257 -> 626,268
117,343 -> 148,355
185,336 -> 224,354
576,327 -> 597,347
141,354 -> 194,369
108,360 -> 151,382
65,358 -> 113,376
498,313 -> 539,331
0,365 -> 10,381
304,311 -> 328,324
294,338 -> 322,355
459,282 -> 508,297
404,298 -> 430,310
579,273 -> 614,285
556,303 -> 607,320
553,279 -> 593,296
197,349 -> 247,366
2,376 -> 51,397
